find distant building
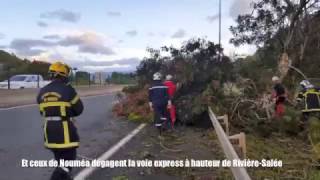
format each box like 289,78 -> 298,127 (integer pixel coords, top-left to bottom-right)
94,72 -> 107,84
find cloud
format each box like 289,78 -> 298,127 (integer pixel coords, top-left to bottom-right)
107,11 -> 121,17
9,39 -> 55,56
148,32 -> 155,37
43,34 -> 62,40
67,58 -> 140,67
126,30 -> 138,37
206,14 -> 219,23
229,0 -> 253,19
0,45 -> 7,49
40,9 -> 81,23
0,33 -> 5,39
62,57 -> 140,72
57,32 -> 115,55
171,29 -> 186,38
37,21 -> 48,27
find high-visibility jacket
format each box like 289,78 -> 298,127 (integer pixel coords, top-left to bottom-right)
297,88 -> 320,113
164,80 -> 177,124
37,79 -> 83,149
149,81 -> 169,106
164,80 -> 176,99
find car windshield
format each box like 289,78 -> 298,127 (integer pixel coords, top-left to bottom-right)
10,76 -> 27,81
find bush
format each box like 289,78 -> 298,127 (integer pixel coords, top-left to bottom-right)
309,116 -> 320,159
278,106 -> 302,135
122,85 -> 141,94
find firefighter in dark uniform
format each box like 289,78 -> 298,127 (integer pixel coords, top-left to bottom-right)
149,72 -> 171,135
296,80 -> 320,120
297,80 -> 320,162
37,62 -> 83,180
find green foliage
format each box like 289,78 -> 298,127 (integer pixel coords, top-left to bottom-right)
309,116 -> 320,159
230,0 -> 319,47
128,112 -> 152,123
112,175 -> 128,180
246,134 -> 316,178
277,106 -> 302,135
0,50 -> 50,80
128,112 -> 142,122
230,0 -> 320,92
134,38 -> 236,124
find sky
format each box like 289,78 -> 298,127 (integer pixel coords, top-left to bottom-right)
0,0 -> 255,72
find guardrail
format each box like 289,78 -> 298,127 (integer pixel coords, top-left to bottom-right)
208,107 -> 251,180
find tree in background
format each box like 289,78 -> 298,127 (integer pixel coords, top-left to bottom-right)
109,72 -> 136,84
0,50 -> 51,80
230,0 -> 320,80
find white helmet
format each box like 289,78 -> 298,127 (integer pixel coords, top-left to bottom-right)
300,80 -> 314,89
166,74 -> 173,80
272,76 -> 280,82
153,72 -> 162,80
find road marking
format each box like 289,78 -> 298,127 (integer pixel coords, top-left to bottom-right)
74,123 -> 147,180
0,93 -> 115,111
0,103 -> 37,111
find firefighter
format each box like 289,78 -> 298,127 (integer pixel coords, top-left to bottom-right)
296,80 -> 320,120
164,74 -> 177,128
149,72 -> 171,135
37,62 -> 83,180
271,76 -> 286,118
297,80 -> 320,162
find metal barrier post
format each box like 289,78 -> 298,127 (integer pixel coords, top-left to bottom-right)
208,107 -> 251,180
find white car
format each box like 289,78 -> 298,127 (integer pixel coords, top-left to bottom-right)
0,74 -> 51,89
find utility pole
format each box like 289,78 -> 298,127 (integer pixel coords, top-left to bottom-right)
73,68 -> 78,86
6,66 -> 11,90
218,0 -> 222,61
37,74 -> 40,88
88,73 -> 91,87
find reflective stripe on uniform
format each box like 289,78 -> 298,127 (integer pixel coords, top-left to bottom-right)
44,120 -> 48,144
301,90 -> 320,112
302,109 -> 320,112
39,101 -> 71,116
71,95 -> 80,104
41,92 -> 62,99
63,121 -> 70,144
45,117 -> 62,121
44,142 -> 79,148
149,86 -> 168,90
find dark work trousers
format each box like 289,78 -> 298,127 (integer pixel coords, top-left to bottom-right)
153,104 -> 168,128
50,148 -> 77,180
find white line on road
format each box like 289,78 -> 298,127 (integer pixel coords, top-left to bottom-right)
0,93 -> 115,111
74,123 -> 147,180
0,103 -> 37,111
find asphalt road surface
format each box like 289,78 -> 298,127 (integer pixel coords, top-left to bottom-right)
0,94 -> 138,180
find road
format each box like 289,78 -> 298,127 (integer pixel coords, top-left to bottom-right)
0,93 -> 138,180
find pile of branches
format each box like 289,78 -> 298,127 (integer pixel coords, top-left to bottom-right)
112,85 -> 152,122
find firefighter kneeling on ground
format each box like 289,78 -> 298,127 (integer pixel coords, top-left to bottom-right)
37,62 -> 84,180
149,72 -> 171,136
